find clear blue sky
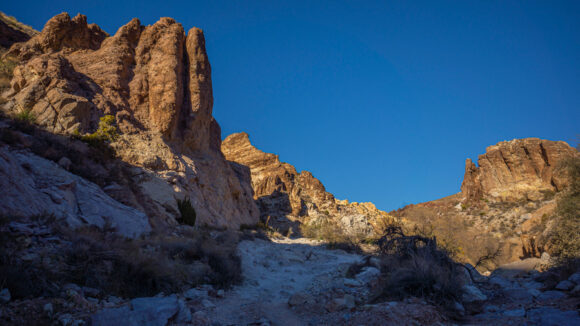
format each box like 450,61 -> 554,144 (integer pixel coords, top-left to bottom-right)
4,1 -> 579,211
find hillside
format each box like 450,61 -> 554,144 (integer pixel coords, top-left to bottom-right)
393,138 -> 578,269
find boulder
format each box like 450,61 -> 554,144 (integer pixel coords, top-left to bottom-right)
555,280 -> 575,291
355,267 -> 381,285
527,307 -> 580,326
91,295 -> 186,326
461,285 -> 487,303
288,292 -> 313,307
567,272 -> 580,284
537,290 -> 566,302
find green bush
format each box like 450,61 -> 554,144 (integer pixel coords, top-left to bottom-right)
177,197 -> 197,226
15,109 -> 35,123
81,115 -> 118,145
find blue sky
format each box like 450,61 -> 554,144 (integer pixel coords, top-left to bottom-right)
4,1 -> 579,211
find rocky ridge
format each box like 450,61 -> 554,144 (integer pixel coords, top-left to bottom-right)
461,138 -> 577,203
0,12 -> 37,49
394,138 -> 578,268
222,132 -> 394,236
0,13 -> 259,230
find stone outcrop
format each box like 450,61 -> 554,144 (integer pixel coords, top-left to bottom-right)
0,146 -> 150,238
0,12 -> 37,49
222,132 -> 393,235
461,138 -> 578,202
1,13 -> 259,229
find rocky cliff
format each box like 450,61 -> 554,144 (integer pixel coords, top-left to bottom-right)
222,132 -> 393,236
461,138 -> 577,203
0,13 -> 259,230
394,138 -> 578,268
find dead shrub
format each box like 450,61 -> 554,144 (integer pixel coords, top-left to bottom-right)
370,226 -> 463,305
0,215 -> 243,300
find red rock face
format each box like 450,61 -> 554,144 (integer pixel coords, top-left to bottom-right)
461,138 -> 578,202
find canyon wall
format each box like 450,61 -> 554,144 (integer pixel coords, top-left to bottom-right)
222,132 -> 394,236
1,13 -> 259,229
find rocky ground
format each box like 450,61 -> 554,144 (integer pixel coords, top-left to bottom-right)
3,224 -> 579,325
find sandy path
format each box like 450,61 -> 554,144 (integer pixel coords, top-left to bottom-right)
207,237 -> 362,325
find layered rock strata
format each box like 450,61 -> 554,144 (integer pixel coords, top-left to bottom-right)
1,13 -> 259,228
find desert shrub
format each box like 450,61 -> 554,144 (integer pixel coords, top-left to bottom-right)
549,156 -> 580,262
81,115 -> 118,145
177,197 -> 197,226
370,226 -> 463,305
0,56 -> 17,89
0,214 -> 243,300
15,108 -> 36,123
300,218 -> 362,252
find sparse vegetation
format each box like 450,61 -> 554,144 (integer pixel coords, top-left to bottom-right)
0,214 -> 242,300
369,226 -> 463,306
81,115 -> 119,145
177,197 -> 197,226
0,56 -> 17,90
15,108 -> 36,123
548,156 -> 580,262
300,218 -> 363,252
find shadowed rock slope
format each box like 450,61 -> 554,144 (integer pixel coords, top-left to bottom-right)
0,13 -> 259,230
222,132 -> 394,236
0,12 -> 37,50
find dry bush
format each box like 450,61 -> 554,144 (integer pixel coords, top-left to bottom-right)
0,214 -> 243,300
300,218 -> 362,252
59,227 -> 242,297
370,226 -> 463,306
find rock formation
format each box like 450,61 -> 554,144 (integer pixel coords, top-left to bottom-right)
461,138 -> 577,202
222,132 -> 393,235
1,13 -> 259,229
0,12 -> 37,49
0,146 -> 150,238
394,138 -> 578,268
